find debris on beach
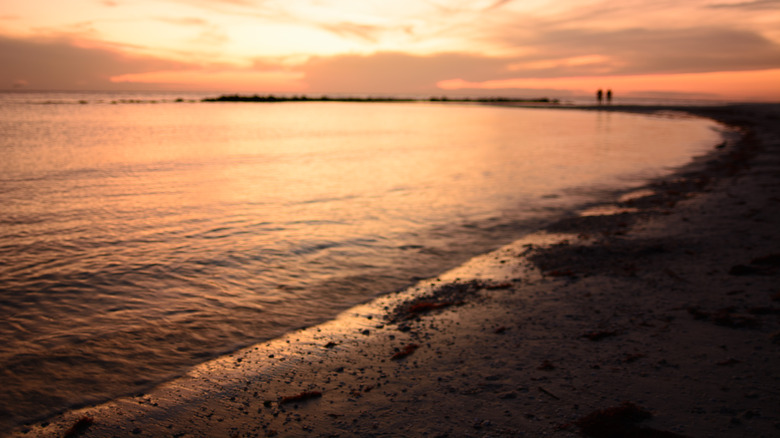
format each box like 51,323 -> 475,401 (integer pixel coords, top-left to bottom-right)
391,343 -> 420,360
279,391 -> 322,405
482,281 -> 513,289
408,301 -> 453,314
546,269 -> 577,277
493,326 -> 508,334
388,280 -> 501,323
63,416 -> 94,438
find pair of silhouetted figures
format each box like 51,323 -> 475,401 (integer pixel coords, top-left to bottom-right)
596,89 -> 612,104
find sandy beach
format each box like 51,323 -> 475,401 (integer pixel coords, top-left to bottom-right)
10,103 -> 780,438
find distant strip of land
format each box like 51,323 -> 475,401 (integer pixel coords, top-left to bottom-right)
202,94 -> 559,103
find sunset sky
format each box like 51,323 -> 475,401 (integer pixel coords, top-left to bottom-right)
1,0 -> 779,101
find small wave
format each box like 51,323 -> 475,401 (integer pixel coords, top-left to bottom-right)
292,194 -> 359,205
291,240 -> 344,256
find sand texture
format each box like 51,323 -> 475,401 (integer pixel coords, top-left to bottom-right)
10,103 -> 780,438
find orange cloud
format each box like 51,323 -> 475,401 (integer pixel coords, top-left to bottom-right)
111,69 -> 306,92
302,52 -> 507,94
492,27 -> 780,78
0,34 -> 191,89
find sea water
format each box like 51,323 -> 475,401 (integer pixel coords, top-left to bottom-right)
0,91 -> 724,427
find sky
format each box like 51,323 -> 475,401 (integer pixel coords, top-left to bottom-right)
1,0 -> 779,101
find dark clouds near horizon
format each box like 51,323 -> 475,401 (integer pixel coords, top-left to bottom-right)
301,25 -> 780,93
3,22 -> 780,94
0,35 -> 189,90
302,52 -> 508,94
500,26 -> 780,77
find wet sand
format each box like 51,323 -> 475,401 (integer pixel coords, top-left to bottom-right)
11,103 -> 780,438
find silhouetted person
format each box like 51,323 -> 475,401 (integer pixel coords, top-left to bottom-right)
596,89 -> 603,104
606,89 -> 612,104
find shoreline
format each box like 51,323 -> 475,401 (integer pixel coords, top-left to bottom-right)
11,103 -> 780,437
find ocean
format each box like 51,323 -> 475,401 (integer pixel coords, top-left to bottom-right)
0,91 -> 725,427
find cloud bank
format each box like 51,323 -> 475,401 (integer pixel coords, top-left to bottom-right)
0,35 -> 191,90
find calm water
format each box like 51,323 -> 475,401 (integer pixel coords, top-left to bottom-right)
0,91 -> 724,427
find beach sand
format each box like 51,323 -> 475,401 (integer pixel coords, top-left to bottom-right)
10,103 -> 780,438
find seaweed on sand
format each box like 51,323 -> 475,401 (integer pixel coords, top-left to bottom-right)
279,391 -> 322,405
387,280 -> 510,323
391,344 -> 420,360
